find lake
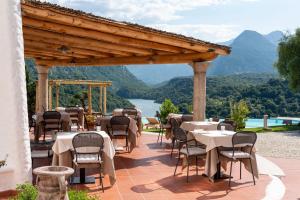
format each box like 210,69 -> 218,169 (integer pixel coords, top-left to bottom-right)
127,99 -> 161,117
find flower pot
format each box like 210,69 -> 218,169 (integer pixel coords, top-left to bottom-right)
33,166 -> 74,200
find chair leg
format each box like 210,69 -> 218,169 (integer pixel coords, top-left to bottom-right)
186,156 -> 190,183
174,152 -> 181,176
240,161 -> 242,179
160,129 -> 163,145
126,136 -> 128,152
249,158 -> 256,185
196,156 -> 198,175
99,167 -> 104,192
228,161 -> 233,187
157,131 -> 160,143
170,138 -> 175,158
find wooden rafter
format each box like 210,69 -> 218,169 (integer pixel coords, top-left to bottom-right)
36,52 -> 218,67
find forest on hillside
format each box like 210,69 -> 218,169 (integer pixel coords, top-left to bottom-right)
117,73 -> 300,118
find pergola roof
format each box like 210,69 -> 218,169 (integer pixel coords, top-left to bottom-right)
21,0 -> 230,67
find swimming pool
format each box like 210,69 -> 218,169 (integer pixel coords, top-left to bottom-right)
141,117 -> 299,128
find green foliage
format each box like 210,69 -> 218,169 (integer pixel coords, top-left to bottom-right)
10,184 -> 97,200
10,183 -> 38,200
159,99 -> 179,124
230,100 -> 250,130
275,28 -> 300,91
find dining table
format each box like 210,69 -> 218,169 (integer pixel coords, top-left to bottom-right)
181,121 -> 219,132
97,116 -> 138,152
52,131 -> 116,185
34,111 -> 71,142
188,130 -> 259,181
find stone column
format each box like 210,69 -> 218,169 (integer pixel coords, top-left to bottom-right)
48,83 -> 52,111
55,84 -> 60,108
190,62 -> 210,121
99,86 -> 103,112
36,65 -> 49,112
103,87 -> 107,114
88,85 -> 92,114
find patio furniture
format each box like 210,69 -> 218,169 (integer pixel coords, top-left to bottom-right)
217,122 -> 235,131
181,114 -> 193,122
30,141 -> 54,167
180,121 -> 219,132
122,108 -> 138,120
65,107 -> 81,130
219,131 -> 257,186
52,131 -> 116,186
212,117 -> 220,122
144,117 -> 160,129
170,118 -> 180,157
189,130 -> 259,182
108,116 -> 131,152
156,111 -> 170,145
173,127 -> 206,182
42,111 -> 62,142
28,112 -> 36,132
72,132 -> 105,191
113,108 -> 143,135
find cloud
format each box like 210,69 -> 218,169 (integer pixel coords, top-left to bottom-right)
148,23 -> 239,42
45,0 -> 259,22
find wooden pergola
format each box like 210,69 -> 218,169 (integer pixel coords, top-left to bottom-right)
36,80 -> 112,114
21,0 -> 230,120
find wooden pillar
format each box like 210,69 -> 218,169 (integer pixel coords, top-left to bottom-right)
55,84 -> 60,108
88,85 -> 92,114
190,62 -> 210,121
35,81 -> 39,113
99,86 -> 103,112
48,83 -> 52,110
36,65 -> 49,112
103,86 -> 107,114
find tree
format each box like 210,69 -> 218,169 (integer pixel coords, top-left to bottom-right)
230,100 -> 250,130
275,29 -> 300,91
159,99 -> 179,124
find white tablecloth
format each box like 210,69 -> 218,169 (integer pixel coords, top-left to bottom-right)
190,130 -> 258,179
181,121 -> 219,132
52,131 -> 116,185
112,108 -> 142,117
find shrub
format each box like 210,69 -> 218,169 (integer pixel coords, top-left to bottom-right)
230,100 -> 250,130
159,99 -> 179,124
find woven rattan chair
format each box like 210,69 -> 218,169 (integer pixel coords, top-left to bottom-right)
181,114 -> 193,122
108,116 -> 130,152
217,122 -> 235,131
122,108 -> 138,120
173,127 -> 206,182
170,118 -> 181,157
155,111 -> 169,145
219,131 -> 257,186
65,107 -> 80,130
72,132 -> 105,192
42,111 -> 61,141
30,141 -> 54,167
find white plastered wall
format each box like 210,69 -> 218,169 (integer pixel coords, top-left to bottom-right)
0,0 -> 32,191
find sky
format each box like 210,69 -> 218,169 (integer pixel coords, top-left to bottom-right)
44,0 -> 299,43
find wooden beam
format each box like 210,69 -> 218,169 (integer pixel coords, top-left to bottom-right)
22,17 -> 190,54
49,80 -> 112,86
25,35 -> 129,57
23,27 -> 154,56
36,52 -> 218,67
21,4 -> 229,55
24,39 -> 113,58
25,50 -> 79,59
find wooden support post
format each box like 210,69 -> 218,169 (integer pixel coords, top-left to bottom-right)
35,81 -> 39,113
56,84 -> 60,108
88,85 -> 92,114
103,87 -> 107,114
48,83 -> 52,110
190,62 -> 210,121
99,86 -> 103,113
36,65 -> 49,112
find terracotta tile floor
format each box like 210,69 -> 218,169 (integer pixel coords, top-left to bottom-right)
71,134 -> 271,200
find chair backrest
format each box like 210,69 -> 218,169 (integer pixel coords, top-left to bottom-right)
72,132 -> 104,154
122,108 -> 138,119
232,131 -> 257,149
181,114 -> 193,122
110,116 -> 130,133
65,107 -> 80,123
43,111 -> 61,130
217,122 -> 235,131
172,127 -> 187,142
212,117 -> 219,122
170,118 -> 180,131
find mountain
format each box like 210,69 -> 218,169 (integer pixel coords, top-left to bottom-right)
127,30 -> 284,84
208,30 -> 279,75
264,31 -> 284,45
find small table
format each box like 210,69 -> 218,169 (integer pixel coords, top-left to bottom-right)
181,121 -> 219,132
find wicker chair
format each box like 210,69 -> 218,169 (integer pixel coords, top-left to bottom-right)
173,127 -> 206,182
122,108 -> 138,120
170,118 -> 180,157
30,141 -> 54,167
218,131 -> 257,186
108,116 -> 130,152
212,117 -> 220,122
65,107 -> 80,130
72,132 -> 105,192
217,122 -> 235,131
156,111 -> 169,145
42,111 -> 61,141
181,114 -> 193,122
